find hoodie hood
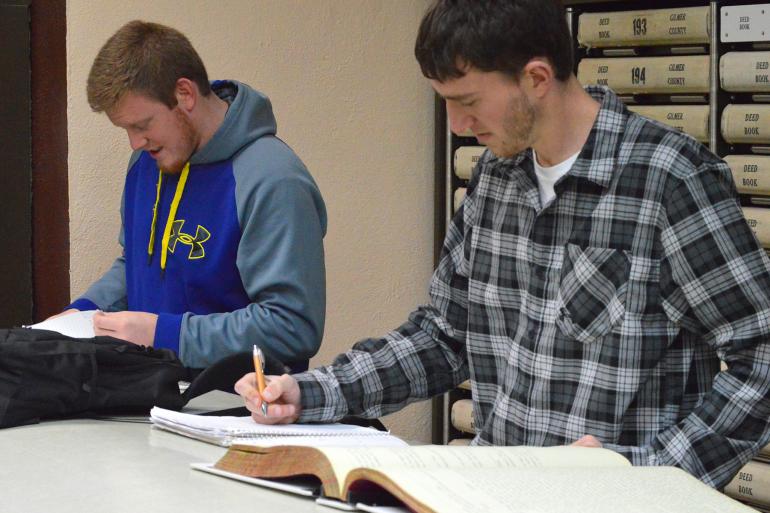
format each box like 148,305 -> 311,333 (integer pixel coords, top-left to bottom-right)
190,80 -> 277,165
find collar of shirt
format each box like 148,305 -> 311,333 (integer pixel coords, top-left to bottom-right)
482,86 -> 629,193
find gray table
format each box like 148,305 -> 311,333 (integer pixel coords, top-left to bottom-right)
0,392 -> 321,513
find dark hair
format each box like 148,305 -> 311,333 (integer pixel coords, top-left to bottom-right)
87,20 -> 211,112
415,0 -> 573,82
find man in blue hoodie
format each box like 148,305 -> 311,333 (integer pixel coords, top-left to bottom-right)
56,20 -> 326,371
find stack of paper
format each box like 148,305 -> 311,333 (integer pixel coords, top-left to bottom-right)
150,407 -> 407,447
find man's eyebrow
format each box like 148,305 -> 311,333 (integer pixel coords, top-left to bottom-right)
442,92 -> 476,102
127,117 -> 153,129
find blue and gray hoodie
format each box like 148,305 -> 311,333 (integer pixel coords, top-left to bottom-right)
70,80 -> 327,369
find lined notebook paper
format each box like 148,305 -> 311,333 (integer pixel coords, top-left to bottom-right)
150,407 -> 407,447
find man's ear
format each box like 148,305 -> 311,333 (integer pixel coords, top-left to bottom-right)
521,58 -> 555,99
174,78 -> 198,112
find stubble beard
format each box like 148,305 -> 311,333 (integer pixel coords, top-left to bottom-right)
161,108 -> 198,174
494,92 -> 536,159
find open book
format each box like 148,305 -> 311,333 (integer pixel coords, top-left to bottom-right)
202,444 -> 752,513
150,407 -> 406,448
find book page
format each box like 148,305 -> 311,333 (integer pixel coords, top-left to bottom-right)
25,310 -> 96,338
316,445 -> 629,499
363,466 -> 752,513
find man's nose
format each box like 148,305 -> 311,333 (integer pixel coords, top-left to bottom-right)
127,131 -> 147,151
446,102 -> 473,136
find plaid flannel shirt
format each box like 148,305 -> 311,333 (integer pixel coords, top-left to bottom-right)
295,86 -> 770,488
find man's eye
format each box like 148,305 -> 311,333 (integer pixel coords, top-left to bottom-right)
461,100 -> 476,107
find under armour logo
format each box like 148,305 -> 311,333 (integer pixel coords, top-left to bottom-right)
168,219 -> 210,260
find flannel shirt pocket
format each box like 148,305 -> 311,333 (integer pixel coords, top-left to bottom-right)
555,244 -> 630,344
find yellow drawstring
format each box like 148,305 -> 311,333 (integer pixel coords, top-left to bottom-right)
147,162 -> 190,274
147,169 -> 163,263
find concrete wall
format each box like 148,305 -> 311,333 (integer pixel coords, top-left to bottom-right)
67,0 -> 436,442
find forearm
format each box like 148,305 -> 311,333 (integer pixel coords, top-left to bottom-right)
295,306 -> 469,423
169,300 -> 323,369
604,334 -> 770,488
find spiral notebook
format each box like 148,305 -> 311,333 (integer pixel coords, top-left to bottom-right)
150,407 -> 407,447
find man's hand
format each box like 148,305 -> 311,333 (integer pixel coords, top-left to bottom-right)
45,309 -> 79,321
571,435 -> 603,448
92,311 -> 158,347
235,372 -> 302,424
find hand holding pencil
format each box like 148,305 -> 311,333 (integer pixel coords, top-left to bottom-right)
235,347 -> 303,425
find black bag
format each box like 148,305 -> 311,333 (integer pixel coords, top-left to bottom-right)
0,328 -> 188,428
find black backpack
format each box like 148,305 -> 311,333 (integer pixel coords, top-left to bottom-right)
0,328 -> 189,428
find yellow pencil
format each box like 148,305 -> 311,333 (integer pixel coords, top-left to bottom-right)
252,345 -> 268,416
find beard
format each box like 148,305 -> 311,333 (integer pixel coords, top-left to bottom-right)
493,92 -> 536,159
160,107 -> 198,174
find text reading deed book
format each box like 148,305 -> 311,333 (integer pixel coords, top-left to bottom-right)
721,52 -> 770,93
198,444 -> 751,513
743,207 -> 770,249
577,6 -> 710,48
149,407 -> 407,448
722,104 -> 770,144
577,55 -> 709,94
724,155 -> 770,195
725,459 -> 770,510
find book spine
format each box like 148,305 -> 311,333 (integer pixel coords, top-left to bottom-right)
720,52 -> 770,92
744,207 -> 770,248
724,155 -> 770,195
453,187 -> 467,213
760,441 -> 770,460
577,6 -> 710,48
450,398 -> 475,434
724,460 -> 770,507
454,146 -> 485,180
627,105 -> 709,141
577,55 -> 710,94
722,104 -> 770,144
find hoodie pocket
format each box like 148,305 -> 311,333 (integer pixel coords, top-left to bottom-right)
555,244 -> 630,344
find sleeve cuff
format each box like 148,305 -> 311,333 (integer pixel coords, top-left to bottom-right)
295,368 -> 349,423
154,313 -> 183,354
66,298 -> 100,311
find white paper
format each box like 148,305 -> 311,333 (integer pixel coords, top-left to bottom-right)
190,463 -> 317,496
150,407 -> 407,447
24,310 -> 97,338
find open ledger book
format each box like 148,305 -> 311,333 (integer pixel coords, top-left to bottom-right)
196,444 -> 752,513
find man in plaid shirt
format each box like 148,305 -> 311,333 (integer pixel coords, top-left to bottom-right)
236,0 -> 770,488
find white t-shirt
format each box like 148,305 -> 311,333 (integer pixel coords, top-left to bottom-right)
532,148 -> 581,207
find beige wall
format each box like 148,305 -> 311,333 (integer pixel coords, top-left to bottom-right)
67,0 -> 436,442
